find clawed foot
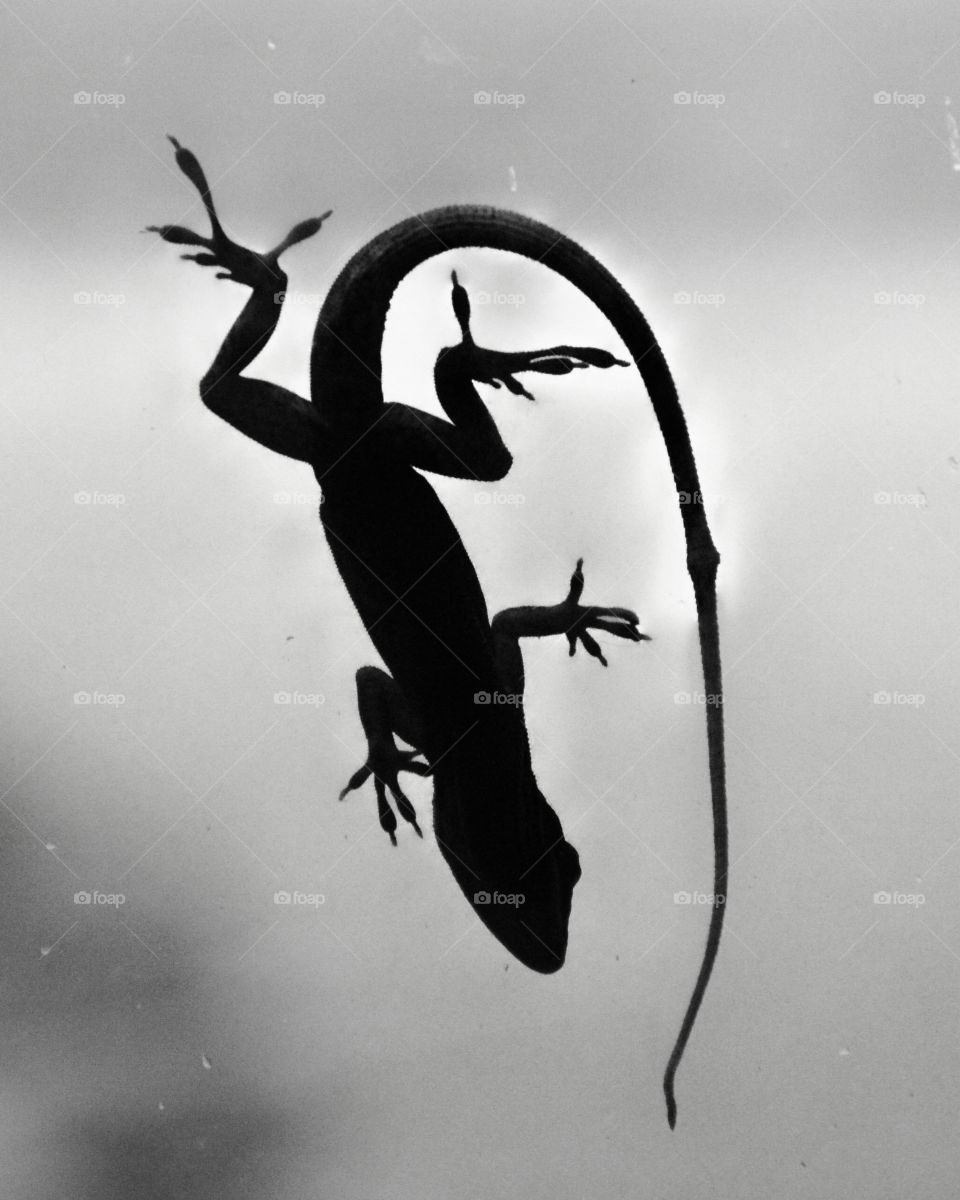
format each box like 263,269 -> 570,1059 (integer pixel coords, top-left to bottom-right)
144,135 -> 331,290
446,271 -> 628,400
338,744 -> 432,845
561,558 -> 650,667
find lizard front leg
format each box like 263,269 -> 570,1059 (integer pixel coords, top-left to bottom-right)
492,558 -> 649,693
338,666 -> 431,844
145,136 -> 332,461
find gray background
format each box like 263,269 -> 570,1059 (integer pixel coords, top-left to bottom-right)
2,1 -> 959,1196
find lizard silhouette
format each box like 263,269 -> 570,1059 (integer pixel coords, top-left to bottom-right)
146,136 -> 727,1128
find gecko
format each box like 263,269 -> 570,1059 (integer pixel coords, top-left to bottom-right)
146,136 -> 727,1128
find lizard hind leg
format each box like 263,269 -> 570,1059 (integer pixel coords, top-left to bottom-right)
338,666 -> 431,844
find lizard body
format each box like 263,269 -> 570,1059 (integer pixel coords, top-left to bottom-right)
147,141 -> 727,1128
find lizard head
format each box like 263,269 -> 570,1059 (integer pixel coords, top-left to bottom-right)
436,797 -> 582,974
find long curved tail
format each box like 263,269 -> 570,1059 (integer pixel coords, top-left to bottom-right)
315,206 -> 727,1127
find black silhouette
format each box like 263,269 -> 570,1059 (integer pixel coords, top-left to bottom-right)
146,137 -> 726,1128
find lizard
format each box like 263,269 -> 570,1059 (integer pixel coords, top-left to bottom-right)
145,136 -> 727,1129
